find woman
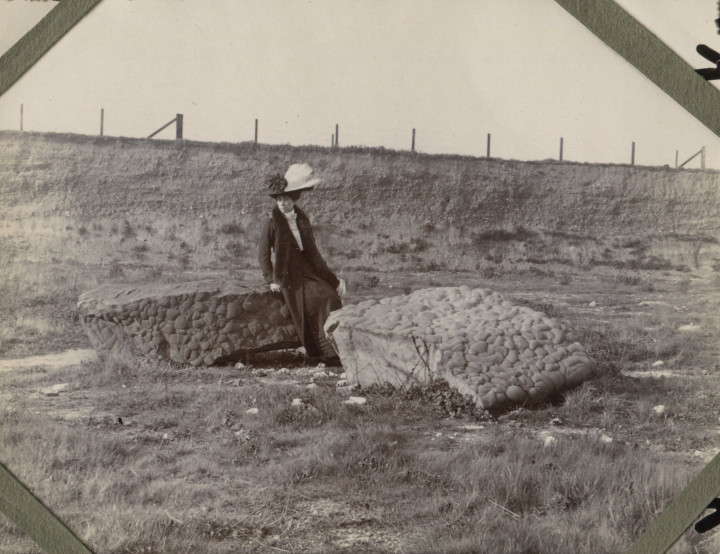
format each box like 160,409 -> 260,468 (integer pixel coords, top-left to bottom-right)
258,163 -> 346,364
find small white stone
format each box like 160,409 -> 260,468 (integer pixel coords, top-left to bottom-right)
234,362 -> 246,370
460,424 -> 485,431
344,396 -> 367,405
652,405 -> 666,415
291,398 -> 304,407
162,433 -> 169,440
340,372 -> 347,380
246,407 -> 259,415
600,434 -> 613,444
652,360 -> 665,368
278,367 -> 290,375
678,324 -> 701,332
543,435 -> 557,448
316,363 -> 326,370
550,417 -> 562,426
336,379 -> 348,387
41,383 -> 70,396
589,301 -> 597,307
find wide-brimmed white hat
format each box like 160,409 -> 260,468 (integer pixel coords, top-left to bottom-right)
283,163 -> 321,193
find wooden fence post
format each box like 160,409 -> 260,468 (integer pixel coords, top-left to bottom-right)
254,119 -> 258,144
411,128 -> 416,152
631,142 -> 635,165
702,146 -> 706,169
559,137 -> 564,161
486,133 -> 491,157
100,108 -> 104,136
175,114 -> 183,140
675,150 -> 679,168
335,124 -> 339,147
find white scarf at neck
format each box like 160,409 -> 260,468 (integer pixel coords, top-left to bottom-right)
282,209 -> 303,250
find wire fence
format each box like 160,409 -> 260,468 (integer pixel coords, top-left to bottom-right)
12,103 -> 709,170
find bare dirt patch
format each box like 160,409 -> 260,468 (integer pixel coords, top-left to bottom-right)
0,348 -> 95,373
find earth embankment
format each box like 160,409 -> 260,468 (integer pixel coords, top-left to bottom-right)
2,130 -> 719,237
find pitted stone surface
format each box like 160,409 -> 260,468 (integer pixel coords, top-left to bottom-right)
78,280 -> 300,366
325,286 -> 596,410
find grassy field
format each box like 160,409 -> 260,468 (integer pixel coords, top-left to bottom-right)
2,132 -> 720,552
2,252 -> 720,552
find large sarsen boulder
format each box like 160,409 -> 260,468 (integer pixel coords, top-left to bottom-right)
78,280 -> 300,366
324,286 -> 596,410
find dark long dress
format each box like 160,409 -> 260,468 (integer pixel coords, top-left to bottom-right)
258,206 -> 341,358
297,254 -> 342,358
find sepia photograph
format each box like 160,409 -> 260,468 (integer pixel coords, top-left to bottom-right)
1,1 -> 720,552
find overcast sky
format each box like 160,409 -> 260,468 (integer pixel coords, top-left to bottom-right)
2,0 -> 720,168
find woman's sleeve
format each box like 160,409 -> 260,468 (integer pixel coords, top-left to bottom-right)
258,218 -> 275,284
305,225 -> 340,289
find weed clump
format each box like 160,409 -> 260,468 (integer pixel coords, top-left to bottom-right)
219,222 -> 244,235
107,259 -> 124,278
224,241 -> 244,258
121,220 -> 135,241
360,380 -> 491,421
362,274 -> 380,288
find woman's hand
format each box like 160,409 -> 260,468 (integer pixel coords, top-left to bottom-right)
269,283 -> 281,293
336,278 -> 347,297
